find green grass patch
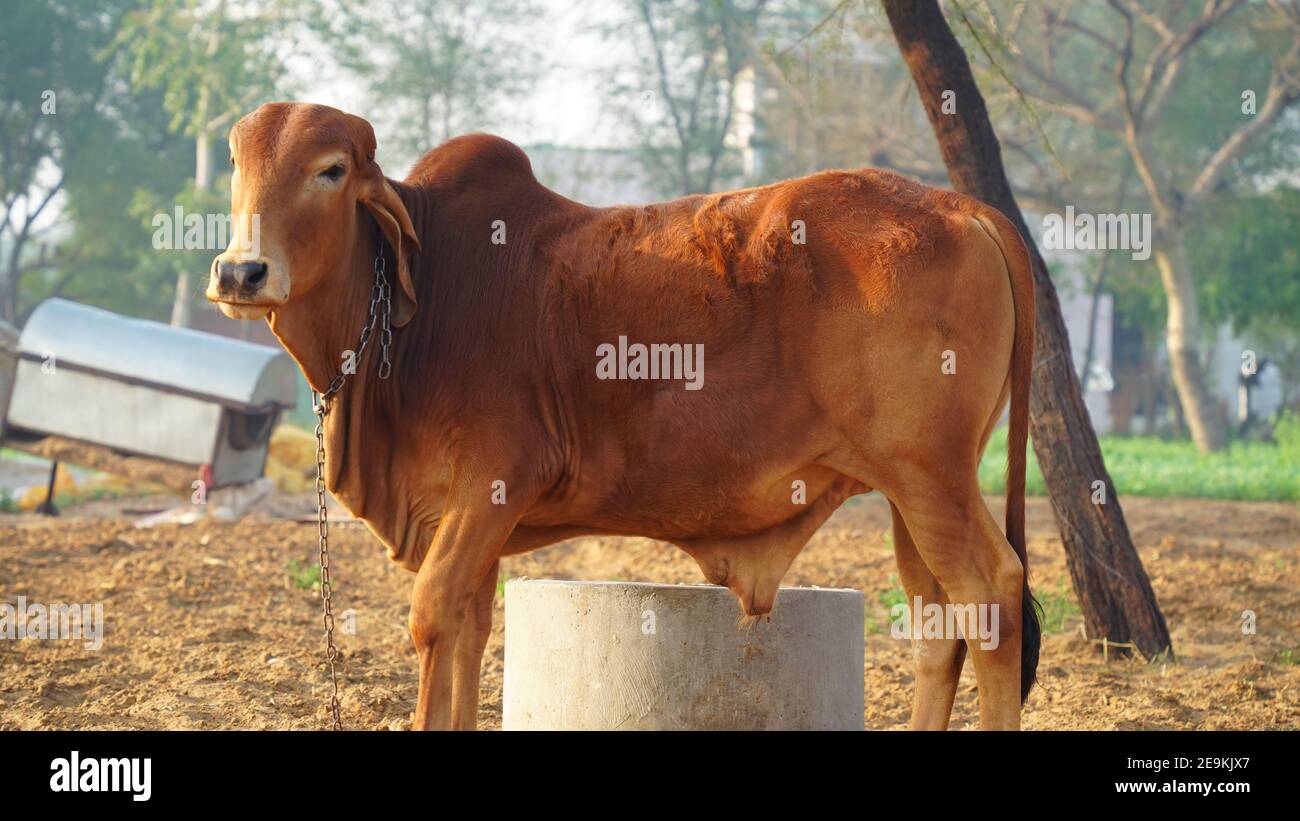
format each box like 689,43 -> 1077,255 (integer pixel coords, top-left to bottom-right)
978,417 -> 1300,501
1035,580 -> 1081,634
864,577 -> 1078,637
285,558 -> 321,591
52,485 -> 146,508
865,574 -> 908,635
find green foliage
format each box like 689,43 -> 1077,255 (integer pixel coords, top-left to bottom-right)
3,0 -> 302,324
25,91 -> 196,321
864,574 -> 907,635
1073,179 -> 1300,358
1190,188 -> 1300,345
285,558 -> 321,591
111,0 -> 293,137
0,2 -> 121,194
1272,412 -> 1300,457
53,484 -> 146,508
0,0 -> 147,320
1148,8 -> 1297,186
979,425 -> 1300,501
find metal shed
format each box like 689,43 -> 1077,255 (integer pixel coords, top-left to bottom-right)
2,298 -> 297,490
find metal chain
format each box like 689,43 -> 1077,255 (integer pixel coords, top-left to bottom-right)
311,250 -> 393,731
313,412 -> 341,730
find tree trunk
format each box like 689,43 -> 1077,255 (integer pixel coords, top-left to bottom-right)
171,125 -> 212,329
1152,226 -> 1228,452
1,242 -> 19,324
169,274 -> 193,328
881,0 -> 1173,660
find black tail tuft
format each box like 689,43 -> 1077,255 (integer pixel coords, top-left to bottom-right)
1021,581 -> 1042,703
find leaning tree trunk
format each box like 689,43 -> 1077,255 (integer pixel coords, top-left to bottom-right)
882,0 -> 1173,660
1152,225 -> 1228,452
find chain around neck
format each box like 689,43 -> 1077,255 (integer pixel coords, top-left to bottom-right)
312,250 -> 394,417
309,246 -> 393,730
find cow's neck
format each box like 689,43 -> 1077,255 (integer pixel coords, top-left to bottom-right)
268,218 -> 382,394
265,215 -> 390,512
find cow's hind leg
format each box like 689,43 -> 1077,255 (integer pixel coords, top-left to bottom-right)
891,474 -> 1024,730
890,501 -> 967,729
449,559 -> 499,730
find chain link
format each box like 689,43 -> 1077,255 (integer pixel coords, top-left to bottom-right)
313,411 -> 341,730
312,250 -> 393,731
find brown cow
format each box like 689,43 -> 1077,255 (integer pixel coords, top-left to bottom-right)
208,102 -> 1038,731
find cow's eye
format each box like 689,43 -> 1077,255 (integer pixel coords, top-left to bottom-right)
319,164 -> 345,181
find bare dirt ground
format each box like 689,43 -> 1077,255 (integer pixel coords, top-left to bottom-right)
1,494 -> 1297,730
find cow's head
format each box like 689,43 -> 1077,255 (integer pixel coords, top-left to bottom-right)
207,102 -> 420,325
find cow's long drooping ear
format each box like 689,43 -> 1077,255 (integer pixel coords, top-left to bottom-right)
360,174 -> 422,327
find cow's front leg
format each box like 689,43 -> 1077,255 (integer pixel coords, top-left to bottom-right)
409,488 -> 522,731
450,559 -> 499,730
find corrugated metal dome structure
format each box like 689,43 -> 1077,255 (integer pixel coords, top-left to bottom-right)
2,298 -> 298,489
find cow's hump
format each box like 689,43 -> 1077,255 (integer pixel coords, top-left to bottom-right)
406,133 -> 536,192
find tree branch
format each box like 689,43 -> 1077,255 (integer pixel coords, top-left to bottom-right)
1132,0 -> 1243,128
1189,36 -> 1300,200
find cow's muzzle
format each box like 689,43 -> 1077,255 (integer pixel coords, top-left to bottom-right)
206,255 -> 286,319
214,258 -> 269,296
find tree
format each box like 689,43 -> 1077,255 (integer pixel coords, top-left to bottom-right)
882,0 -> 1173,660
33,84 -> 197,323
605,0 -> 771,196
317,0 -> 542,166
0,0 -> 136,323
752,2 -> 1118,217
114,0 -> 295,327
1190,188 -> 1300,408
754,0 -> 951,186
959,0 -> 1300,452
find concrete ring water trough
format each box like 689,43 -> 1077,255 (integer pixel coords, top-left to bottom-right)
503,579 -> 864,730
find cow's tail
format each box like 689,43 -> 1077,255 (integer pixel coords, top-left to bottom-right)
974,206 -> 1040,704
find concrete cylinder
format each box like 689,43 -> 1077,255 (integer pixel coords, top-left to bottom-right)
503,579 -> 864,730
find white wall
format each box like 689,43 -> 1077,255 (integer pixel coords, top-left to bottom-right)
1040,243 -> 1115,433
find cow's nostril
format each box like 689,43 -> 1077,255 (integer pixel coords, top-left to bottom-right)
216,260 -> 240,294
245,261 -> 268,289
215,260 -> 270,295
